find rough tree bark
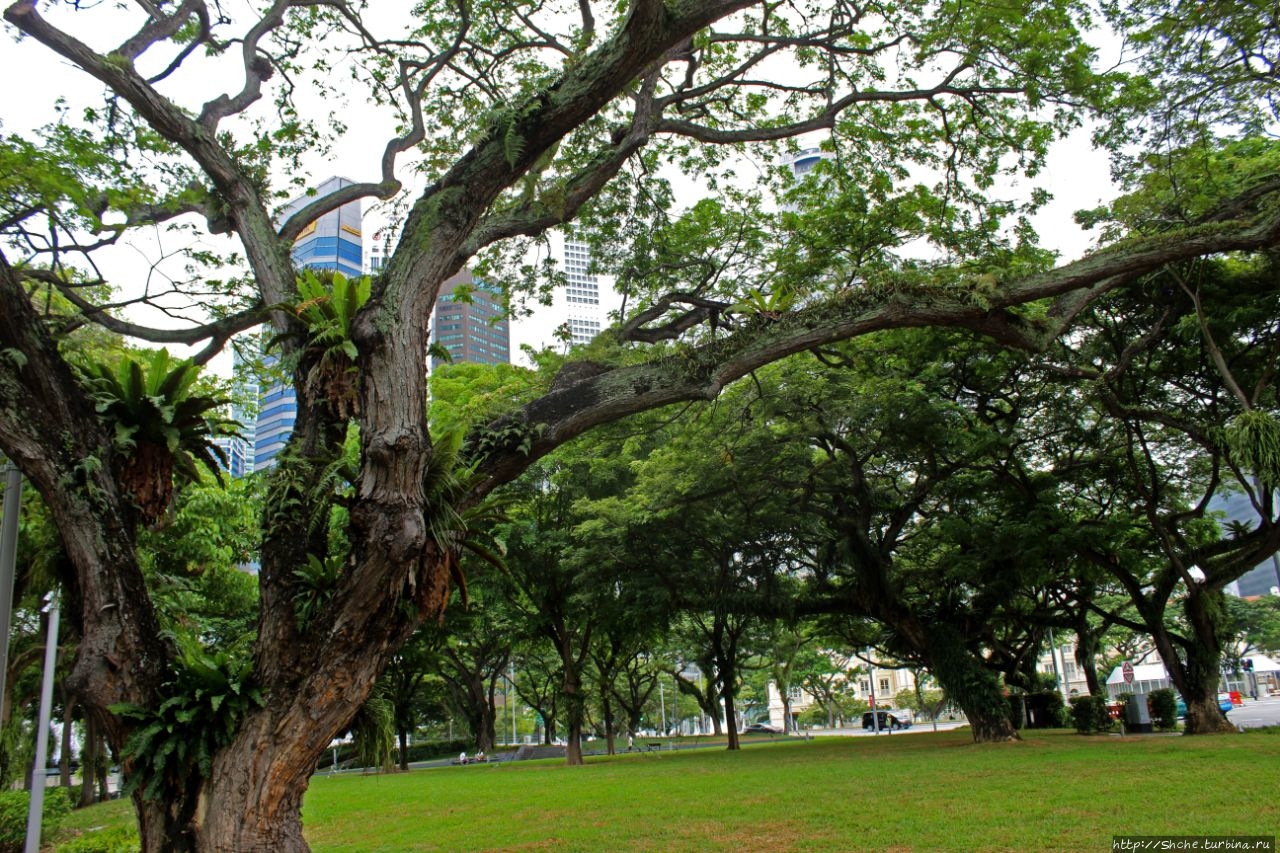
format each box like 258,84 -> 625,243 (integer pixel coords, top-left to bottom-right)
1154,588 -> 1239,735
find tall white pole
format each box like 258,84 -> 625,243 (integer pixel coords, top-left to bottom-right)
659,680 -> 666,736
1048,627 -> 1068,701
0,463 -> 23,722
25,593 -> 59,853
672,674 -> 678,736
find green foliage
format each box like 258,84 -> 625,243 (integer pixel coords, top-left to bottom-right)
1098,0 -> 1279,171
139,474 -> 261,576
292,553 -> 343,633
77,348 -> 235,521
1150,688 -> 1179,731
0,719 -> 33,794
288,269 -> 370,365
137,474 -> 261,644
0,788 -> 73,853
349,685 -> 396,772
1069,695 -> 1114,734
1225,409 -> 1280,490
1011,691 -> 1067,729
111,634 -> 263,801
1083,138 -> 1280,239
429,362 -> 541,440
53,825 -> 140,853
274,269 -> 372,419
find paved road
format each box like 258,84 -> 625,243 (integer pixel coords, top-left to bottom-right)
1227,694 -> 1280,730
806,720 -> 971,737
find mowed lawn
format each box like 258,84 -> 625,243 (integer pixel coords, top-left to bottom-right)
294,730 -> 1279,852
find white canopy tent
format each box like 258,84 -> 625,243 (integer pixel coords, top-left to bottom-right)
1104,663 -> 1172,698
1105,654 -> 1280,698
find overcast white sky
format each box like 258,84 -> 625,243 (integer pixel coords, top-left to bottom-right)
1,3 -> 1119,370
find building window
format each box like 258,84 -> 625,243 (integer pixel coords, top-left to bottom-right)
879,678 -> 890,694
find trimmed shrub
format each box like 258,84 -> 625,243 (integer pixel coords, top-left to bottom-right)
1069,695 -> 1114,734
1027,692 -> 1066,728
1006,695 -> 1025,730
1150,688 -> 1179,731
0,788 -> 73,853
400,738 -> 477,764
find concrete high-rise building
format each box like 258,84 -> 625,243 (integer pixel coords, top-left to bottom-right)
430,269 -> 511,368
561,238 -> 603,345
785,146 -> 829,179
255,177 -> 363,471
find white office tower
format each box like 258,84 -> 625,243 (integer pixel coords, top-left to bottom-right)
561,237 -> 603,345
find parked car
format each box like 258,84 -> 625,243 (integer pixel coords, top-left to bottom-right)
742,722 -> 781,734
1173,694 -> 1234,717
862,710 -> 911,731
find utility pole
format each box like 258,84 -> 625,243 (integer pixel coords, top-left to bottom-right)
26,593 -> 59,853
0,461 -> 22,721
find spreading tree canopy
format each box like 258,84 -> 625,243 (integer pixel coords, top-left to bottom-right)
1,1 -> 1279,850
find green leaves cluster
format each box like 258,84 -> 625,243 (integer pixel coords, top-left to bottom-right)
290,269 -> 370,364
112,635 -> 264,802
293,553 -> 343,633
1225,410 -> 1280,490
81,349 -> 231,472
78,348 -> 235,522
277,270 -> 372,419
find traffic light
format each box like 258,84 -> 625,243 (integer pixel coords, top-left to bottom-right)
1244,659 -> 1254,673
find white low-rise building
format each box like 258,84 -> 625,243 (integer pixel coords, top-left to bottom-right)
765,656 -> 919,731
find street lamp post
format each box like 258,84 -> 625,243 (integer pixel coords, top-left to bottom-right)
659,679 -> 666,736
672,673 -> 678,736
0,461 -> 22,718
25,593 -> 59,853
509,665 -> 517,746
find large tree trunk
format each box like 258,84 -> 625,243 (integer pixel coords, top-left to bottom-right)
601,691 -> 617,756
922,626 -> 1019,743
1154,588 -> 1237,735
723,688 -> 740,750
850,561 -> 1019,743
79,714 -> 99,808
60,698 -> 74,788
562,666 -> 585,766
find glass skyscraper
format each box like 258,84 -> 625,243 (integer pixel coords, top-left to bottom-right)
430,269 -> 511,368
254,177 -> 363,470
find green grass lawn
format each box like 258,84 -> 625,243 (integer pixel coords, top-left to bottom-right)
52,730 -> 1280,852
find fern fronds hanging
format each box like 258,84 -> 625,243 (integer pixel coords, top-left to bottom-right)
1225,409 -> 1280,489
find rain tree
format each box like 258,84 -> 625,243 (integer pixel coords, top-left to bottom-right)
2,1 -> 1280,849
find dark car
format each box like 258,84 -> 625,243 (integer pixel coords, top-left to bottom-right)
742,722 -> 782,734
862,710 -> 910,731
